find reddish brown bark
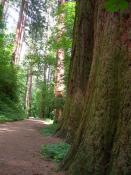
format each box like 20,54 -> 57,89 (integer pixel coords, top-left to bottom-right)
61,1 -> 131,175
54,49 -> 65,122
57,0 -> 94,141
12,0 -> 26,65
54,0 -> 66,122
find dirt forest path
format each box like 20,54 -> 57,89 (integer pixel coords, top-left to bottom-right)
0,119 -> 64,175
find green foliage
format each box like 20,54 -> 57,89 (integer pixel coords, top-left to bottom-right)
31,88 -> 41,117
60,2 -> 76,38
0,98 -> 24,122
48,2 -> 75,90
61,2 -> 75,87
0,65 -> 25,122
17,68 -> 27,109
41,142 -> 70,162
32,82 -> 55,118
40,123 -> 57,136
0,29 -> 25,122
44,53 -> 56,66
54,2 -> 75,50
105,0 -> 128,12
0,33 -> 14,64
0,4 -> 4,26
26,0 -> 52,37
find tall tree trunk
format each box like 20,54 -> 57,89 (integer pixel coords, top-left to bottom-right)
0,0 -> 6,7
12,0 -> 26,65
0,0 -> 7,47
0,0 -> 6,24
1,0 -> 7,19
54,49 -> 65,122
54,0 -> 66,123
25,65 -> 33,117
62,1 -> 131,174
39,64 -> 48,119
57,0 -> 94,141
43,63 -> 48,84
47,66 -> 51,84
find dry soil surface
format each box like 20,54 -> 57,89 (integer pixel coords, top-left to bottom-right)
0,119 -> 64,175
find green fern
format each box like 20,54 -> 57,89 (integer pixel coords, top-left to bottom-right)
41,142 -> 70,162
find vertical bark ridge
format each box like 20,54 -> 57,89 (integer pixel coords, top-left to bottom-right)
57,0 -> 95,142
62,1 -> 131,175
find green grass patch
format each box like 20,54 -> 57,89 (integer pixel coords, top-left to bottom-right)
41,142 -> 70,162
40,123 -> 57,136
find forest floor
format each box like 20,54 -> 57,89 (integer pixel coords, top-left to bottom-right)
0,119 -> 64,175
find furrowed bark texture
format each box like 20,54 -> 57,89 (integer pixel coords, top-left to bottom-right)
57,0 -> 94,142
12,0 -> 26,65
61,0 -> 131,175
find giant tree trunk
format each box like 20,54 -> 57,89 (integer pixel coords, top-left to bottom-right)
62,1 -> 131,174
12,0 -> 26,65
57,0 -> 94,141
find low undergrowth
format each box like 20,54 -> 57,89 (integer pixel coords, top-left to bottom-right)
0,114 -> 24,123
0,99 -> 25,123
41,142 -> 70,162
40,123 -> 57,136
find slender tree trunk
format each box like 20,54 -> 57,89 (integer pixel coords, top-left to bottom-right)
0,0 -> 6,24
61,1 -> 131,174
39,64 -> 48,119
1,0 -> 7,16
12,0 -> 26,65
25,65 -> 33,117
54,49 -> 65,122
54,0 -> 66,123
39,62 -> 49,119
0,0 -> 6,6
46,65 -> 51,85
43,63 -> 48,84
0,0 -> 8,48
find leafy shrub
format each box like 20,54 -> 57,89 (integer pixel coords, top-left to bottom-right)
0,30 -> 25,122
32,82 -> 55,118
0,65 -> 25,122
0,66 -> 18,101
0,97 -> 25,122
41,142 -> 70,162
